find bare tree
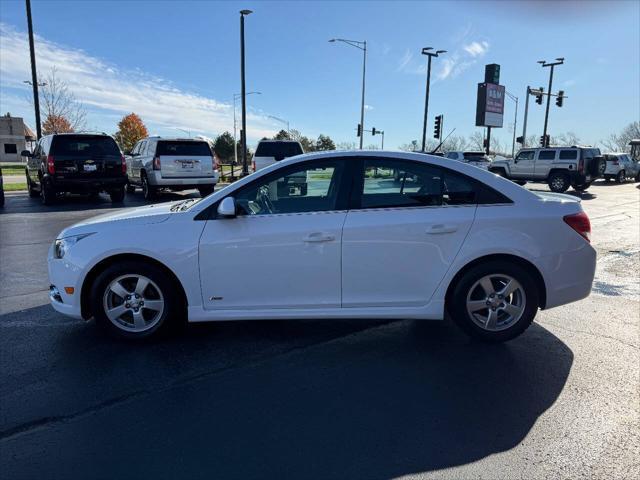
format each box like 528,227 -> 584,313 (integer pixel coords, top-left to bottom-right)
468,131 -> 485,151
336,141 -> 357,150
601,122 -> 640,152
442,135 -> 468,152
40,68 -> 86,134
551,131 -> 581,146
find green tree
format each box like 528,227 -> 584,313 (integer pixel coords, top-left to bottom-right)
273,129 -> 290,140
315,134 -> 336,151
213,131 -> 235,161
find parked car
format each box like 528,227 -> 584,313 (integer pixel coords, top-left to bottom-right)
445,151 -> 492,170
489,146 -> 606,193
252,139 -> 307,195
24,133 -> 127,205
125,137 -> 219,200
0,166 -> 4,207
48,151 -> 596,342
603,153 -> 640,183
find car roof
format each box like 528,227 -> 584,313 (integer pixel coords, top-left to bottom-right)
144,137 -> 207,142
257,139 -> 301,143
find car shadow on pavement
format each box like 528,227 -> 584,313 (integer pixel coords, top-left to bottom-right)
1,309 -> 573,480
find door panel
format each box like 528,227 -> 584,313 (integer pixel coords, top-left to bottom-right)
511,150 -> 535,177
534,149 -> 557,178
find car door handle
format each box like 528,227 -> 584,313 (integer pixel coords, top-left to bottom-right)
426,224 -> 458,235
303,232 -> 335,243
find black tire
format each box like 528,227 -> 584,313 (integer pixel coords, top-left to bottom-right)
548,172 -> 569,193
616,170 -> 625,184
635,172 -> 640,182
40,177 -> 55,205
449,260 -> 539,343
573,182 -> 591,192
126,183 -> 136,194
0,188 -> 4,207
197,185 -> 214,197
604,176 -> 611,182
141,173 -> 156,200
91,261 -> 183,340
110,187 -> 125,203
27,174 -> 39,197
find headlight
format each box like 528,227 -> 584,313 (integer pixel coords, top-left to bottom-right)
53,233 -> 95,259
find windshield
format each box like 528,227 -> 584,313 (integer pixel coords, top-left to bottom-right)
157,141 -> 212,156
255,142 -> 304,158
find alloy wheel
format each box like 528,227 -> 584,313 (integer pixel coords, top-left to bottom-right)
465,274 -> 526,331
103,274 -> 165,332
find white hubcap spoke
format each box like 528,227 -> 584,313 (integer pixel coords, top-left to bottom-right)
485,309 -> 498,330
479,277 -> 495,296
466,273 -> 526,332
103,274 -> 164,333
468,300 -> 488,312
134,277 -> 150,296
110,281 -> 130,299
132,310 -> 146,329
500,279 -> 518,298
143,300 -> 163,312
502,303 -> 522,318
106,304 -> 127,321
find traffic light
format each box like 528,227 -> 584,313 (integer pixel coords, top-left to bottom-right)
535,87 -> 544,104
371,127 -> 377,136
356,123 -> 362,137
556,90 -> 564,107
516,135 -> 524,145
433,115 -> 442,139
539,134 -> 550,147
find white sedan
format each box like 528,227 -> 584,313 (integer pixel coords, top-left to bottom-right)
48,151 -> 596,342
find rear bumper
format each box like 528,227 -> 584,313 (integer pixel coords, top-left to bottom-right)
149,170 -> 218,187
48,175 -> 127,192
568,171 -> 595,185
538,242 -> 597,309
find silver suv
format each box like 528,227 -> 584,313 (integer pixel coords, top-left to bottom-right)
489,146 -> 605,193
125,137 -> 219,200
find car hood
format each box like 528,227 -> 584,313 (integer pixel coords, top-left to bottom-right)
58,202 -> 176,238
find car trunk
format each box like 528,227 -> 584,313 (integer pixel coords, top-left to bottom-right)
50,135 -> 123,179
155,141 -> 214,178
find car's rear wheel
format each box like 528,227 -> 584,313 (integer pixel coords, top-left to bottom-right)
197,185 -> 214,197
40,178 -> 55,205
548,172 -> 569,193
91,261 -> 181,339
449,260 -> 539,342
110,187 -> 125,203
141,173 -> 156,200
616,170 -> 626,184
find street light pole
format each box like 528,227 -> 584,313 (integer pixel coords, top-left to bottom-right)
25,0 -> 42,139
539,58 -> 564,147
420,47 -> 446,152
234,91 -> 260,165
329,38 -> 367,149
505,90 -> 518,158
268,115 -> 290,135
240,9 -> 252,175
522,86 -> 532,149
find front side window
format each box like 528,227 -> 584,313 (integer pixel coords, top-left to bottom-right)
234,160 -> 344,216
516,150 -> 535,161
358,159 -> 478,209
538,150 -> 556,160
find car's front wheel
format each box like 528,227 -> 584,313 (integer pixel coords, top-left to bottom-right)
449,260 -> 539,342
197,185 -> 214,197
548,172 -> 569,193
616,170 -> 626,184
91,261 -> 182,339
26,174 -> 39,197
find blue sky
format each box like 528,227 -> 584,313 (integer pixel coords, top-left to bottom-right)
1,0 -> 638,150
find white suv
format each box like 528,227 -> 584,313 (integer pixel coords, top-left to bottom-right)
253,140 -> 304,171
445,151 -> 492,170
126,137 -> 219,200
603,153 -> 640,183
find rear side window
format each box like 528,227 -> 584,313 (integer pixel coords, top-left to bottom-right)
559,150 -> 578,160
156,141 -> 212,156
538,150 -> 556,160
255,142 -> 304,159
51,135 -> 120,156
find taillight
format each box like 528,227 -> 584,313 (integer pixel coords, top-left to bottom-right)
121,154 -> 126,174
577,157 -> 584,174
47,155 -> 55,175
252,160 -> 256,172
563,211 -> 591,243
153,156 -> 161,170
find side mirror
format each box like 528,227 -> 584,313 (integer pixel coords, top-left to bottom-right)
217,197 -> 236,218
21,150 -> 32,157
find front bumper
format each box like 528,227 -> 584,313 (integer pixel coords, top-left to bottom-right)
48,248 -> 84,320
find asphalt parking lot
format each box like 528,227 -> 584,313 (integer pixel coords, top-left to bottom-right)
1,182 -> 638,479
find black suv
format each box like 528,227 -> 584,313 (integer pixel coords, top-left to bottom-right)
23,133 -> 127,205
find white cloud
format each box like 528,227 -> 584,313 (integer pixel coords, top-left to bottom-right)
0,23 -> 278,142
396,49 -> 413,72
463,41 -> 489,58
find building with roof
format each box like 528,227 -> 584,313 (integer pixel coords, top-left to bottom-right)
0,113 -> 36,162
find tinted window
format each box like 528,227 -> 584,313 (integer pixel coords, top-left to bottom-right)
516,150 -> 535,160
358,159 -> 478,209
51,135 -> 120,157
254,142 -> 304,159
446,152 -> 458,160
559,150 -> 578,160
235,160 -> 344,216
4,143 -> 17,154
538,150 -> 556,160
463,154 -> 490,162
156,141 -> 211,156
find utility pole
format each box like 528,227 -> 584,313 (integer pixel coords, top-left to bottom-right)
505,90 -> 518,158
522,86 -> 531,148
239,9 -> 252,175
538,58 -> 564,147
25,0 -> 42,139
420,47 -> 446,152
